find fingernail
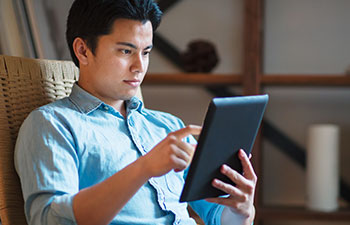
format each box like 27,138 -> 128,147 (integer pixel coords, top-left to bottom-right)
221,164 -> 228,172
240,149 -> 246,157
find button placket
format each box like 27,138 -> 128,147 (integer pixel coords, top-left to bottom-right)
126,116 -> 146,157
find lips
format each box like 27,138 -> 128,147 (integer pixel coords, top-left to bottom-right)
123,79 -> 141,87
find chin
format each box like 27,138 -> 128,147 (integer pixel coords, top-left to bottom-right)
117,88 -> 140,100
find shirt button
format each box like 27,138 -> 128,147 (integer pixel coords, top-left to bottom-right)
104,106 -> 108,111
130,102 -> 138,109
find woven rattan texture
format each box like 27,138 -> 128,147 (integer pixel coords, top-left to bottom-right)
0,55 -> 79,225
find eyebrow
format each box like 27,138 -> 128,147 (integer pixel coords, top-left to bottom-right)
116,42 -> 153,50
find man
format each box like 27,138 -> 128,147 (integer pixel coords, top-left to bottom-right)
15,0 -> 256,224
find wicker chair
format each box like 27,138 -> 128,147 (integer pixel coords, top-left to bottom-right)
0,55 -> 79,225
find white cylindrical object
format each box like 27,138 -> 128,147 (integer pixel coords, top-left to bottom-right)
306,124 -> 340,212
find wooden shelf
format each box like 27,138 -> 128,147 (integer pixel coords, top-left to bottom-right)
262,74 -> 350,87
144,73 -> 350,87
259,206 -> 350,221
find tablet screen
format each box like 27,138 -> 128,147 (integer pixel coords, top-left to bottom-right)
180,94 -> 268,202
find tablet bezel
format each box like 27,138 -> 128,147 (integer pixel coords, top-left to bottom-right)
179,94 -> 268,202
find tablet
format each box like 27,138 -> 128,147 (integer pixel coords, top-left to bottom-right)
179,94 -> 268,202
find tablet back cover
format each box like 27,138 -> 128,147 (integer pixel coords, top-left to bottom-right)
180,94 -> 268,202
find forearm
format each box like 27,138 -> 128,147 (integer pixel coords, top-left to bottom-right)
73,125 -> 201,225
73,156 -> 151,225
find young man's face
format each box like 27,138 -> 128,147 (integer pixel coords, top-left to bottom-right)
79,19 -> 153,105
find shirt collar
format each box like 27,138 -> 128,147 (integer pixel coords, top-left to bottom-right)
69,83 -> 144,115
125,96 -> 145,115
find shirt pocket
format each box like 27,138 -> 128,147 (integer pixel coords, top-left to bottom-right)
165,171 -> 185,196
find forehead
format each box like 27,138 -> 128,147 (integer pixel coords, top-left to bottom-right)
106,18 -> 153,44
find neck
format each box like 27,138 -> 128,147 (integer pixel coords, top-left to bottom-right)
112,101 -> 127,118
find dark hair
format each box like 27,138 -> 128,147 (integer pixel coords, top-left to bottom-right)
66,0 -> 162,67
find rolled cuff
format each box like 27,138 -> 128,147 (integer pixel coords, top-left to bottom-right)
49,194 -> 77,224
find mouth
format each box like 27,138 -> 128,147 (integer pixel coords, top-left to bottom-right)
123,79 -> 141,87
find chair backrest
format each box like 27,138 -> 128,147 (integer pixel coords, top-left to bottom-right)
0,55 -> 144,225
0,55 -> 79,225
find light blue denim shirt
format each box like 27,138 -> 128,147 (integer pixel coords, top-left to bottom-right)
14,83 -> 224,225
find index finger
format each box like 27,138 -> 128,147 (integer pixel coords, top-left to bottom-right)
172,125 -> 202,139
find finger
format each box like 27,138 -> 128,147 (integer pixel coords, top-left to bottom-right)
171,125 -> 202,140
170,138 -> 196,158
206,197 -> 232,206
170,154 -> 188,172
205,197 -> 241,210
211,178 -> 246,202
220,164 -> 253,191
170,143 -> 192,163
221,164 -> 254,194
239,149 -> 257,182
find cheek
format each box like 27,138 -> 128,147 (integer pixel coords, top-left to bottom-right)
112,56 -> 130,67
101,58 -> 127,73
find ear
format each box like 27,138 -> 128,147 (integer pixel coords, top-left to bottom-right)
73,37 -> 89,66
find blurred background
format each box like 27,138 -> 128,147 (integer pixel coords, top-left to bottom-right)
0,0 -> 349,224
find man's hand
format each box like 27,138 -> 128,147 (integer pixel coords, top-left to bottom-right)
142,125 -> 201,178
206,149 -> 257,224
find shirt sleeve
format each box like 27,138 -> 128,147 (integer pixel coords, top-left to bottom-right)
14,109 -> 79,225
189,199 -> 225,225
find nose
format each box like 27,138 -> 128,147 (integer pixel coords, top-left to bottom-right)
130,54 -> 146,73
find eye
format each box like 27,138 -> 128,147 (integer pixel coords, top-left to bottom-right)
143,51 -> 151,56
120,49 -> 132,54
